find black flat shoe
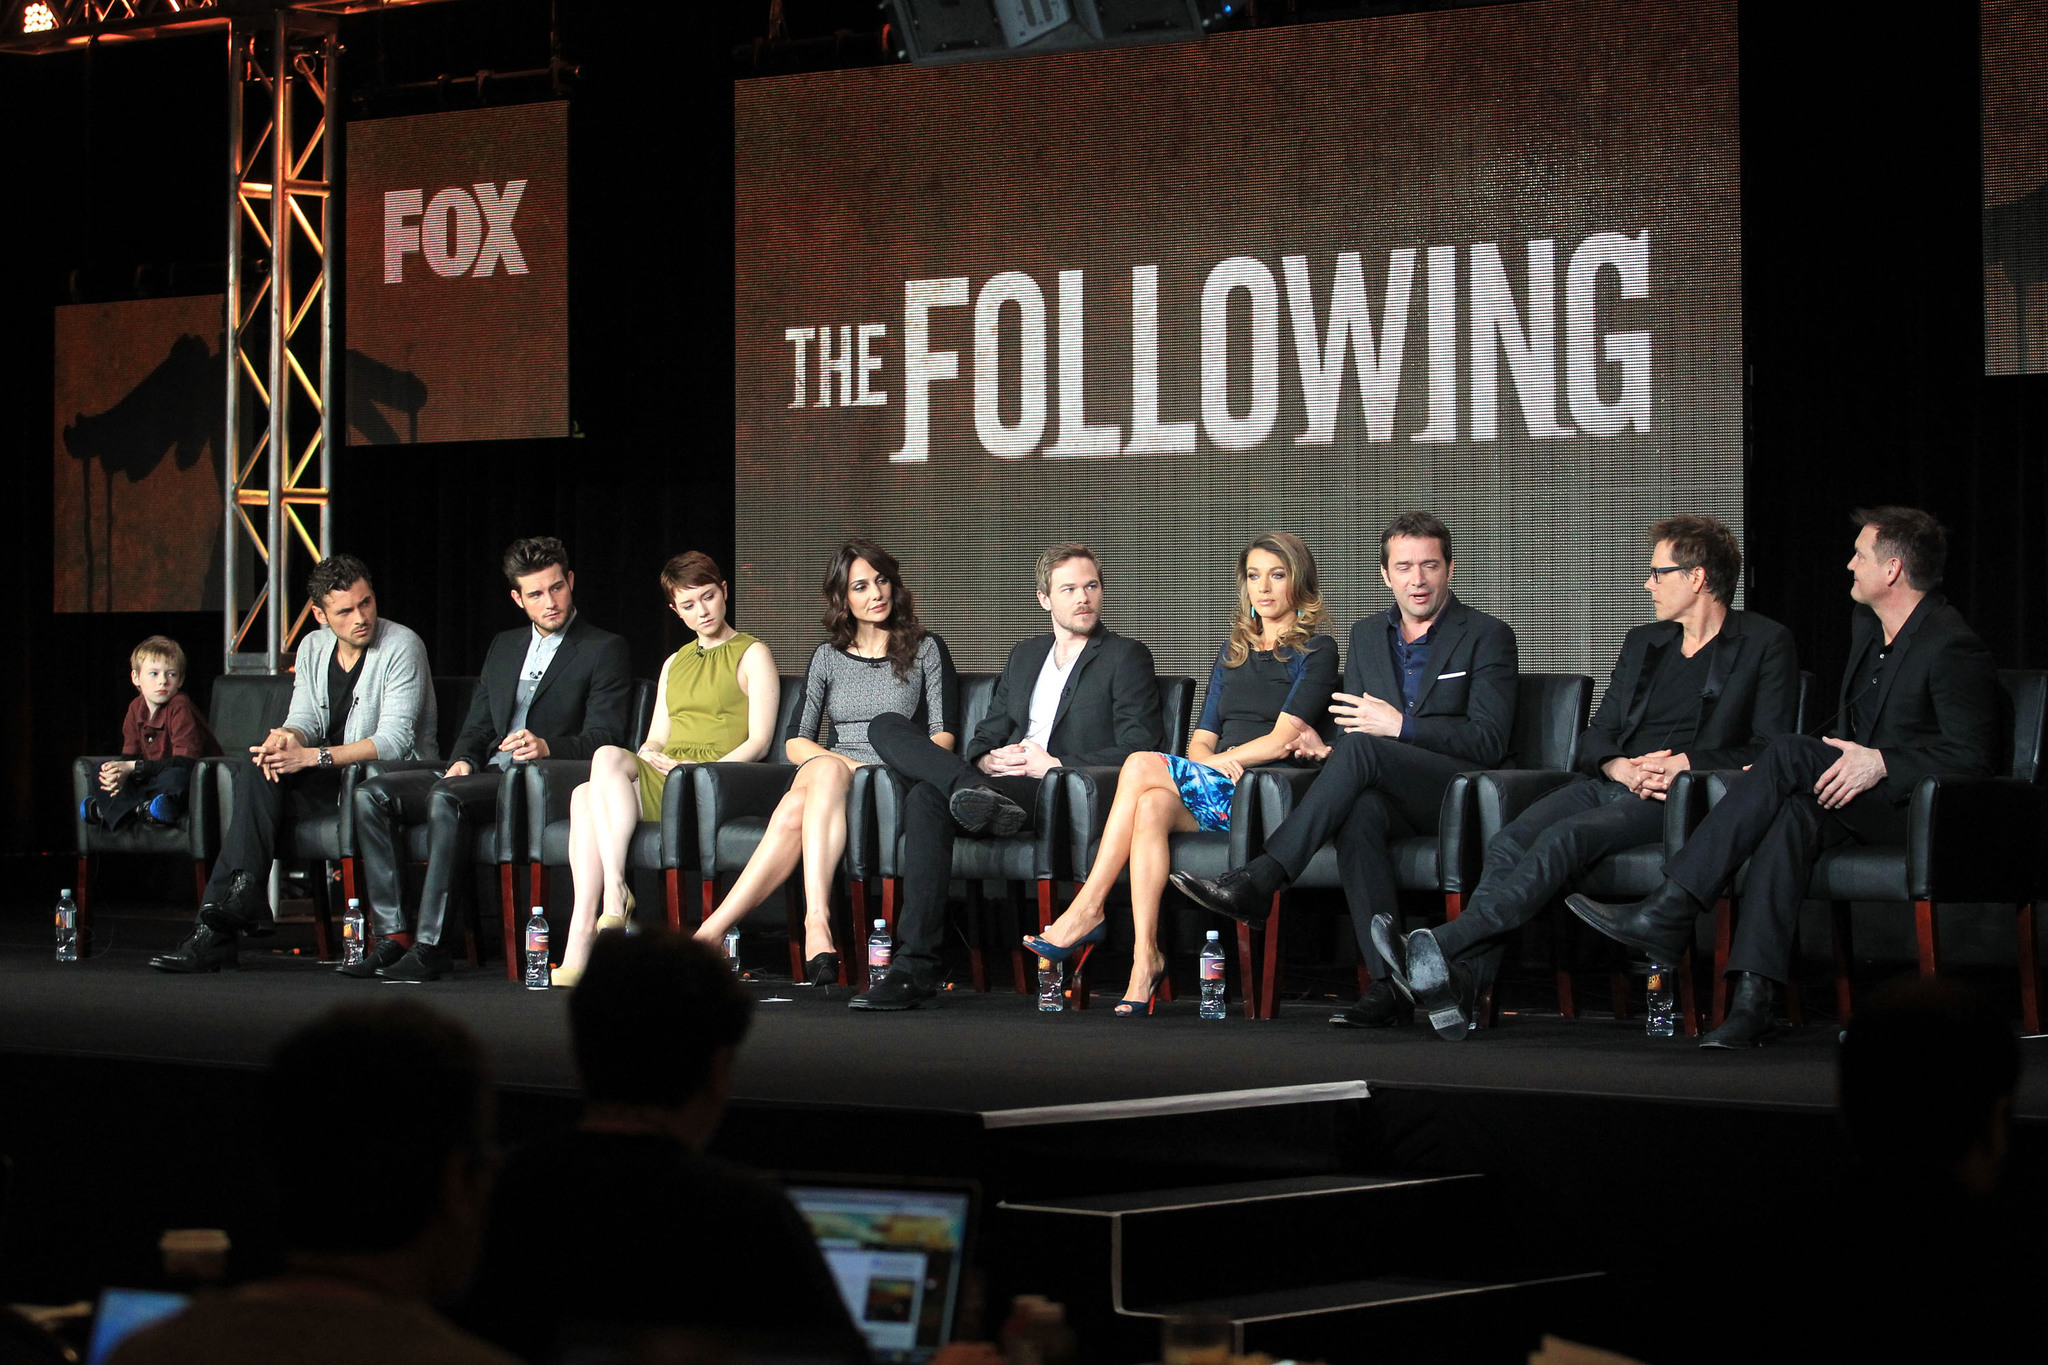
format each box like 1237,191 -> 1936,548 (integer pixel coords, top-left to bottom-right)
949,786 -> 1028,837
379,942 -> 454,983
1699,972 -> 1778,1049
1369,914 -> 1412,992
849,970 -> 937,1011
338,936 -> 409,979
1169,867 -> 1270,926
1407,928 -> 1479,1041
806,951 -> 841,988
1328,978 -> 1413,1028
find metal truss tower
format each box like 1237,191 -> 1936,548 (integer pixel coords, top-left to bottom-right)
3,0 -> 455,672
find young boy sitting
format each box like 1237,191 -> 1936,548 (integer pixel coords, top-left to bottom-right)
83,635 -> 221,830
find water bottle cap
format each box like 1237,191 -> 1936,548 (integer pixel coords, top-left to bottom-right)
347,898 -> 360,909
873,919 -> 886,930
1205,929 -> 1219,940
60,889 -> 72,897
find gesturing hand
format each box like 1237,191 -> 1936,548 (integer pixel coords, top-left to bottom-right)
1815,738 -> 1886,809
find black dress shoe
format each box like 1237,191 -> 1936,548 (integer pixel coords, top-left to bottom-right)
1407,927 -> 1480,1041
338,936 -> 410,979
1369,914 -> 1412,992
379,942 -> 454,983
150,923 -> 238,973
1699,972 -> 1778,1049
849,970 -> 937,1011
1328,978 -> 1414,1028
948,786 -> 1028,838
217,868 -> 275,936
1169,867 -> 1271,926
1563,881 -> 1699,966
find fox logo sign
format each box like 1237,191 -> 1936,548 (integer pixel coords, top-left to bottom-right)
383,181 -> 530,282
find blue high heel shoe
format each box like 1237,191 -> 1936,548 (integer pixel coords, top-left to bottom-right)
1115,967 -> 1170,1017
1022,921 -> 1106,964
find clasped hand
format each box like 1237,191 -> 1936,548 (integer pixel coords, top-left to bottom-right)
251,728 -> 311,781
97,759 -> 136,793
1604,749 -> 1691,801
977,740 -> 1059,779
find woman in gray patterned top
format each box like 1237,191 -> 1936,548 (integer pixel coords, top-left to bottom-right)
694,539 -> 954,986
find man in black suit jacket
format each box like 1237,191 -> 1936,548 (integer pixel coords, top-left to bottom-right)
355,537 -> 634,982
1173,512 -> 1518,1028
1384,516 -> 1798,1039
852,543 -> 1163,1010
1569,507 -> 2000,1047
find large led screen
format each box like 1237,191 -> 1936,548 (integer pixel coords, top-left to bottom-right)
52,295 -> 226,613
1985,0 -> 2048,377
735,0 -> 1743,694
345,102 -> 568,444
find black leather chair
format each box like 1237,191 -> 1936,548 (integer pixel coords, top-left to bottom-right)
525,677 -> 779,969
1237,672 -> 1594,1021
71,674 -> 295,957
691,675 -> 849,982
1692,668 -> 2048,1032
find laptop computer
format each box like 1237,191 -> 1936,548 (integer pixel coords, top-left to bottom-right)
784,1177 -> 976,1363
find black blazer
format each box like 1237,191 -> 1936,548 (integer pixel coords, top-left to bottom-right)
964,628 -> 1163,769
1576,610 -> 1800,778
1345,594 -> 1519,767
1831,593 -> 1999,802
450,614 -> 635,768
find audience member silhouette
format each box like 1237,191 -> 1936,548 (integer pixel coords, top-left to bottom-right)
109,1001 -> 512,1364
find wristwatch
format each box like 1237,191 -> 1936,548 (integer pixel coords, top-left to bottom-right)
317,747 -> 333,768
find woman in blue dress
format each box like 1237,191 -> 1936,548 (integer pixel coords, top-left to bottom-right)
1026,532 -> 1339,1014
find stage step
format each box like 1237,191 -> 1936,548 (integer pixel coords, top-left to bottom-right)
995,1172 -> 1601,1362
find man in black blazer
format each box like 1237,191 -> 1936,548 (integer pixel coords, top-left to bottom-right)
355,537 -> 634,982
1173,512 -> 1518,1028
1568,507 -> 2000,1047
1383,516 -> 1798,1039
852,543 -> 1163,1010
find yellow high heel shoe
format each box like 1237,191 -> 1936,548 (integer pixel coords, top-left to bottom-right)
596,886 -> 636,935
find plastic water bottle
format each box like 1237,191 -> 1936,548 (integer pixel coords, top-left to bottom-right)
1199,930 -> 1227,1019
1037,955 -> 1063,1012
341,898 -> 365,969
1645,963 -> 1678,1037
722,929 -> 742,975
867,919 -> 892,989
54,889 -> 79,962
523,907 -> 550,990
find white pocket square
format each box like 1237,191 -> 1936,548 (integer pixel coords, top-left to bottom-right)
1437,670 -> 1468,681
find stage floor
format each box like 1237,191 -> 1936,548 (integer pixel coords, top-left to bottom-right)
8,909 -> 2046,1119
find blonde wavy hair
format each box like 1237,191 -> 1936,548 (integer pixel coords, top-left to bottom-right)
1224,532 -> 1328,668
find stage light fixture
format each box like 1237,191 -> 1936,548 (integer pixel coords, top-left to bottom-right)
22,2 -> 56,34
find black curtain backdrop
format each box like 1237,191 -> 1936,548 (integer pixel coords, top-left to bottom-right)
0,1 -> 2042,861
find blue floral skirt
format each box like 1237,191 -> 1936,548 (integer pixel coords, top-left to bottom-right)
1161,754 -> 1236,832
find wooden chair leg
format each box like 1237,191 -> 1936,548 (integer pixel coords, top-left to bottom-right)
1260,898 -> 1282,1020
666,868 -> 683,931
75,854 -> 94,959
1553,910 -> 1578,1019
1678,948 -> 1700,1037
784,883 -> 804,982
845,878 -> 866,985
1443,892 -> 1464,920
1712,897 -> 1734,1027
1356,964 -> 1373,998
1555,968 -> 1578,1019
191,858 -> 208,912
1476,980 -> 1497,1028
1830,900 -> 1855,1025
965,883 -> 989,993
1008,885 -> 1031,994
2017,902 -> 2040,1036
1235,919 -> 1260,1020
313,860 -> 344,962
1915,899 -> 1942,977
1610,971 -> 1633,1020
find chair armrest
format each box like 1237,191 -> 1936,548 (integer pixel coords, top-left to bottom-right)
1225,774 -> 1261,869
74,756 -> 118,852
522,759 -> 595,861
1912,774 -> 2048,901
1251,766 -> 1320,839
1030,771 -> 1068,881
1473,769 -> 1583,844
1436,772 -> 1484,895
852,764 -> 903,880
692,761 -> 797,874
659,761 -> 700,873
1063,765 -> 1124,881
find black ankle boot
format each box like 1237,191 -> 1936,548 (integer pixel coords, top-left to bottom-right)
1699,972 -> 1778,1049
150,922 -> 239,974
1564,880 -> 1701,965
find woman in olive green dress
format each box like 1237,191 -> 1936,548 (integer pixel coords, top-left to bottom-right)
554,552 -> 779,984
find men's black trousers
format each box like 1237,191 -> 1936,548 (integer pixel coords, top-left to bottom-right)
1432,776 -> 1664,980
1662,733 -> 1906,984
1259,733 -> 1468,977
868,711 -> 1040,986
205,761 -> 345,907
354,768 -> 502,943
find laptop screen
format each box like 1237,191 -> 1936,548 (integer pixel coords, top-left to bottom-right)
785,1181 -> 974,1363
86,1288 -> 190,1365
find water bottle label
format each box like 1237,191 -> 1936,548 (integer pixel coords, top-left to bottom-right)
526,928 -> 547,953
1201,955 -> 1225,981
871,943 -> 892,970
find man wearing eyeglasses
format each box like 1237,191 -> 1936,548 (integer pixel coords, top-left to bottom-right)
1565,507 -> 1998,1048
355,536 -> 634,982
1375,515 -> 1799,1041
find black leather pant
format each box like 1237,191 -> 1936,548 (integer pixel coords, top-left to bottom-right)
355,769 -> 501,943
205,761 -> 344,905
1259,732 -> 1468,977
869,711 -> 1039,986
1432,776 -> 1664,981
1663,733 -> 1906,984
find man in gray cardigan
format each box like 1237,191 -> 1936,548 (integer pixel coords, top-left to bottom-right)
152,554 -> 439,973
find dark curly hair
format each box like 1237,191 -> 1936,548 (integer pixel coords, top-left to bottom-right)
821,538 -> 925,680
